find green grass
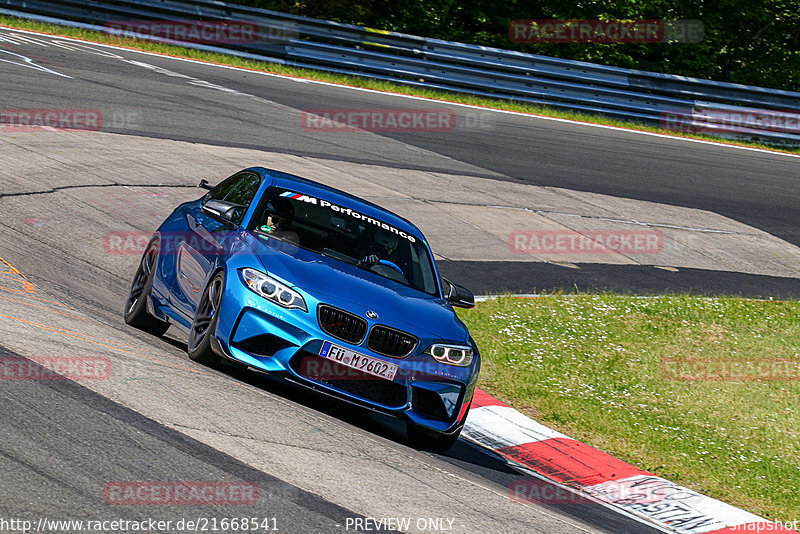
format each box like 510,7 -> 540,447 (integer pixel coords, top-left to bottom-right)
1,15 -> 798,155
458,294 -> 800,520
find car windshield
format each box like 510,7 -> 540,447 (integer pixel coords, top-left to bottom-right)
249,188 -> 439,296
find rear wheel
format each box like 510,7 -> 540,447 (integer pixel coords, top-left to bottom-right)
407,423 -> 462,453
187,272 -> 224,366
124,239 -> 169,336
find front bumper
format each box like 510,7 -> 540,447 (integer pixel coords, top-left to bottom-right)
213,290 -> 478,434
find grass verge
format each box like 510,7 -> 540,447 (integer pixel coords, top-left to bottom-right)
458,294 -> 800,520
1,15 -> 798,155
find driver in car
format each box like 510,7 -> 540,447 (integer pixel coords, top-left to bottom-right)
257,196 -> 299,243
358,231 -> 399,269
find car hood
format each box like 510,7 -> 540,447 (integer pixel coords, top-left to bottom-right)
239,232 -> 468,342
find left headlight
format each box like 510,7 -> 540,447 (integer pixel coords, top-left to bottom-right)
240,268 -> 307,312
425,343 -> 474,367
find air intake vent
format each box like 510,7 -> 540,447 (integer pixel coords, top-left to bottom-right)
367,325 -> 418,358
317,304 -> 368,345
233,334 -> 287,358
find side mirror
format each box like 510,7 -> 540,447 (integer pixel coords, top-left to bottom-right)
442,278 -> 475,309
201,199 -> 244,227
198,179 -> 213,190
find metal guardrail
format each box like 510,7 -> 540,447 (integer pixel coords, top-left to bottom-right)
1,0 -> 798,144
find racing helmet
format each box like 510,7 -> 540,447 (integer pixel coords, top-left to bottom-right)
264,196 -> 295,228
374,230 -> 399,253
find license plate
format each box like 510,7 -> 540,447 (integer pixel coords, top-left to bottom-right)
319,341 -> 398,380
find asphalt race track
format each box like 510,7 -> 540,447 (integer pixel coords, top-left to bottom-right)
1,28 -> 798,296
0,27 -> 797,533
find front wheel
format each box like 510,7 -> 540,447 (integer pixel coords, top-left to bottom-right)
407,423 -> 462,453
187,271 -> 224,366
124,239 -> 169,336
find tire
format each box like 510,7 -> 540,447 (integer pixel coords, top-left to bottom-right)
124,239 -> 170,336
187,271 -> 224,366
407,423 -> 462,453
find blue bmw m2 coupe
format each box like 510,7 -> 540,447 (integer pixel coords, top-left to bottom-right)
124,167 -> 479,451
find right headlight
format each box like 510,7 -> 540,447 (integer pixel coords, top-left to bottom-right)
240,267 -> 307,312
425,343 -> 474,367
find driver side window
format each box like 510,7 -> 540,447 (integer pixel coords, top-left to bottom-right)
206,172 -> 262,223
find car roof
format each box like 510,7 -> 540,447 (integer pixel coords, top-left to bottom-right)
249,167 -> 425,241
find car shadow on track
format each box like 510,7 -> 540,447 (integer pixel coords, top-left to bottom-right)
211,358 -> 663,534
160,330 -> 506,463
149,332 -> 661,534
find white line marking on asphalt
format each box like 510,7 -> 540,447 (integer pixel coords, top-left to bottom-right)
0,31 -> 52,46
0,48 -> 71,78
122,59 -> 281,107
